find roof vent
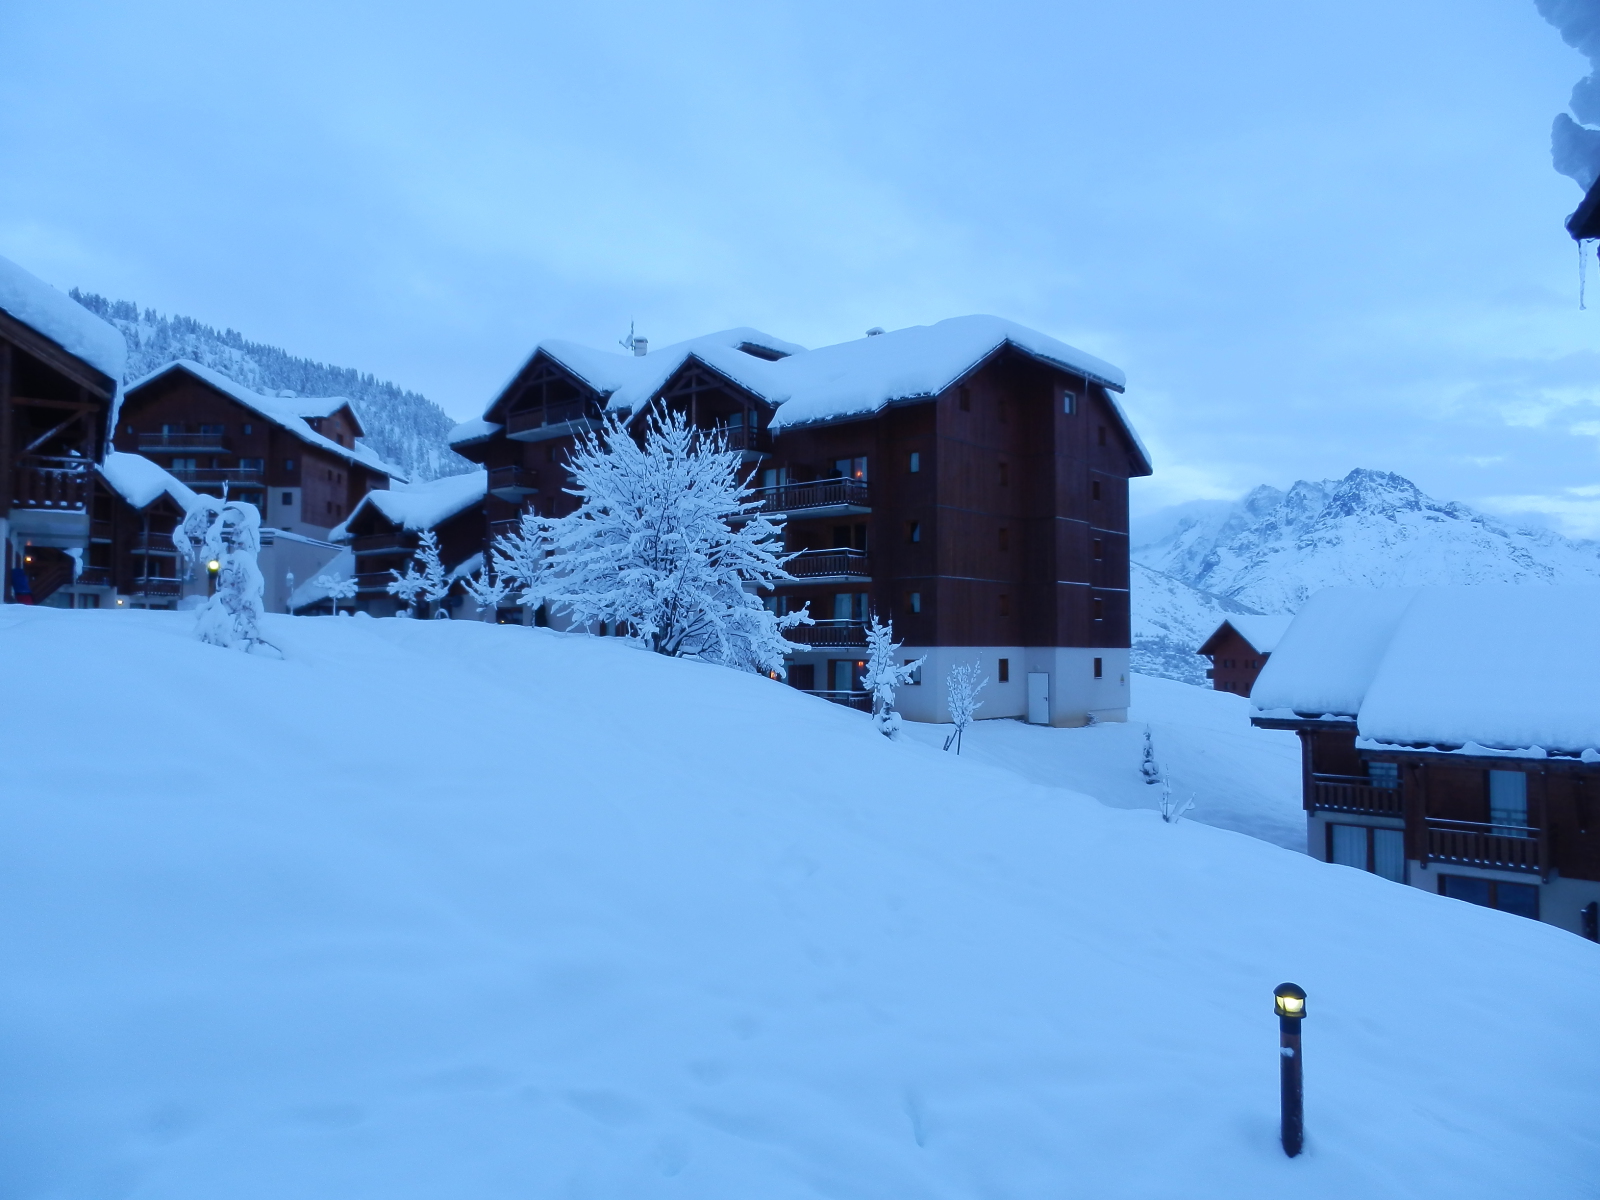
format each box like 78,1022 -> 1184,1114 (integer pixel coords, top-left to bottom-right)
633,337 -> 648,357
277,388 -> 298,398
865,327 -> 885,337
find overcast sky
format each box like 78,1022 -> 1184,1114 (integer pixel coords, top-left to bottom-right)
3,0 -> 1597,528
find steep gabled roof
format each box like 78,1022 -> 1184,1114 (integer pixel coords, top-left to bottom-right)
331,469 -> 486,541
125,360 -> 405,481
1197,615 -> 1295,657
269,393 -> 365,436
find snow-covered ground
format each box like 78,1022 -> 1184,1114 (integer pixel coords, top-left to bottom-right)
900,671 -> 1305,850
3,609 -> 1597,1197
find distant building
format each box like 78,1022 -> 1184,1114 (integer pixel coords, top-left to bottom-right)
1251,586 -> 1600,939
1196,616 -> 1292,695
328,470 -> 487,616
448,317 -> 1151,726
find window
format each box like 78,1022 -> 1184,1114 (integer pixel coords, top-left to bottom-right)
240,458 -> 264,472
1440,875 -> 1539,920
998,461 -> 1009,487
833,592 -> 868,621
171,458 -> 196,472
1489,771 -> 1528,834
763,466 -> 789,488
1064,391 -> 1077,414
242,423 -> 253,435
1330,824 -> 1406,883
831,659 -> 866,692
1367,761 -> 1400,789
999,593 -> 1010,616
907,521 -> 921,543
285,459 -> 295,471
788,664 -> 816,690
998,658 -> 1010,683
998,527 -> 1009,551
958,386 -> 970,411
281,492 -> 293,506
1092,480 -> 1101,501
326,501 -> 334,514
909,591 -> 922,614
201,423 -> 225,436
1092,538 -> 1103,560
1097,426 -> 1107,446
1093,657 -> 1103,679
904,659 -> 923,685
832,456 -> 868,481
908,452 -> 920,473
1093,596 -> 1104,621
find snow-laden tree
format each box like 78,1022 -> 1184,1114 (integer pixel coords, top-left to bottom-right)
1140,725 -> 1162,785
388,530 -> 451,617
311,573 -> 359,615
490,507 -> 554,610
461,557 -> 513,620
501,406 -> 809,673
173,498 -> 273,653
862,615 -> 924,737
942,660 -> 988,754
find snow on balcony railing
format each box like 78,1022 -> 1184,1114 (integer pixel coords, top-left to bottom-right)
752,479 -> 869,515
1310,774 -> 1403,816
786,548 -> 870,580
786,619 -> 868,647
1425,818 -> 1543,874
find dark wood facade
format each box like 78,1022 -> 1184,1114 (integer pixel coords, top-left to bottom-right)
114,367 -> 391,536
339,495 -> 487,617
1197,623 -> 1273,695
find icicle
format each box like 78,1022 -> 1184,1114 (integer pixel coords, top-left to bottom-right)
1582,238 -> 1589,311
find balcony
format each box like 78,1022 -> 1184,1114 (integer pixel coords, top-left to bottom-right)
138,430 -> 229,453
786,548 -> 870,582
1425,819 -> 1544,874
785,619 -> 868,647
168,466 -> 265,487
506,399 -> 598,443
75,566 -> 111,587
13,456 -> 91,511
753,479 -> 870,518
130,532 -> 182,554
708,423 -> 770,458
354,571 -> 400,594
1310,774 -> 1403,816
351,533 -> 413,555
128,579 -> 185,599
804,689 -> 872,712
488,464 -> 539,500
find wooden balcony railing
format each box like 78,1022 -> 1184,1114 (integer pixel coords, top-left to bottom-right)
138,431 -> 229,452
506,399 -> 597,440
351,533 -> 412,554
804,689 -> 872,712
488,464 -> 539,497
1425,819 -> 1544,874
1310,775 -> 1403,816
75,566 -> 111,587
786,548 -> 871,580
708,424 -> 771,454
354,571 -> 400,594
785,619 -> 868,647
128,580 -> 184,598
13,456 -> 92,511
753,479 -> 870,515
130,532 -> 183,553
168,466 -> 265,486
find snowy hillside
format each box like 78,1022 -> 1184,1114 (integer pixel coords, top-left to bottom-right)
1134,468 -> 1600,613
3,608 -> 1597,1198
69,290 -> 471,482
1130,562 -> 1263,685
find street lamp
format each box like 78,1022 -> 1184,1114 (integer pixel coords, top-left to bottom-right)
1274,983 -> 1307,1157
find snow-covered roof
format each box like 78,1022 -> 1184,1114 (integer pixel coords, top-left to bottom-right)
460,317 -> 1143,468
1199,614 -> 1295,656
270,393 -> 363,433
331,469 -> 487,541
98,451 -> 199,512
447,417 -> 502,448
126,360 -> 405,482
0,254 -> 127,384
1254,585 -> 1600,758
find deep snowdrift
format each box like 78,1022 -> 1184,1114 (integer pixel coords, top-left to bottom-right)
1,609 -> 1596,1198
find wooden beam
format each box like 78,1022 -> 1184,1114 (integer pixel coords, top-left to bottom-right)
9,395 -> 100,413
0,311 -> 115,400
22,408 -> 86,454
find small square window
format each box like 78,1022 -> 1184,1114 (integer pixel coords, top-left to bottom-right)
909,451 -> 920,473
909,591 -> 922,613
243,423 -> 253,435
285,459 -> 295,471
1064,391 -> 1077,414
998,658 -> 1010,683
1093,657 -> 1103,679
904,659 -> 922,685
281,492 -> 293,506
907,520 -> 921,544
999,593 -> 1010,616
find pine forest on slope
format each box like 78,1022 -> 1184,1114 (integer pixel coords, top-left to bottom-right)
69,290 -> 473,483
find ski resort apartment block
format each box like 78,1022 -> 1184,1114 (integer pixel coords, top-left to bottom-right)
449,317 -> 1152,726
1252,586 -> 1600,939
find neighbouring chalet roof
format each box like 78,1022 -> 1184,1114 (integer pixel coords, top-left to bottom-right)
269,393 -> 365,435
1568,175 -> 1600,240
98,451 -> 199,513
0,253 -> 127,385
453,316 -> 1147,473
330,469 -> 487,541
125,360 -> 405,482
1253,585 -> 1600,760
1197,615 -> 1295,657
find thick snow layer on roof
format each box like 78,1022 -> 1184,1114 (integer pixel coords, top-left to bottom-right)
0,254 -> 127,383
1226,615 -> 1294,654
1250,588 -> 1419,717
97,451 -> 198,512
127,361 -> 405,481
448,417 -> 502,448
1358,586 -> 1600,756
271,393 -> 361,430
332,469 -> 486,540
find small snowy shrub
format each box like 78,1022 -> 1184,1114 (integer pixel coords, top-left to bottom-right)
863,615 -> 924,737
173,498 -> 273,653
1158,774 -> 1195,824
1140,726 -> 1162,785
462,560 -> 513,620
942,661 -> 988,754
310,573 -> 358,615
388,530 -> 450,617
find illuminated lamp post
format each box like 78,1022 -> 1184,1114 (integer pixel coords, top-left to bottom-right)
1274,983 -> 1307,1157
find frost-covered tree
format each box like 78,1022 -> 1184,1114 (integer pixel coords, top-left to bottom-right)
490,507 -> 554,610
942,660 -> 988,754
862,615 -> 924,737
1140,725 -> 1162,784
502,406 -> 809,673
461,558 -> 513,620
388,530 -> 451,617
174,498 -> 272,653
311,573 -> 358,615
1158,773 -> 1195,824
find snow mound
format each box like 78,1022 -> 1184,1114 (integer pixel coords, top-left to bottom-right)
0,254 -> 126,382
2,610 -> 1596,1197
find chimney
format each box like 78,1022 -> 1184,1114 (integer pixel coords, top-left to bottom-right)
866,327 -> 885,337
633,337 -> 648,357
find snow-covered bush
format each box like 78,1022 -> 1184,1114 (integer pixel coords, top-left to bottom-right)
461,559 -> 513,620
173,498 -> 272,653
500,406 -> 809,673
311,573 -> 359,615
1140,726 -> 1162,784
1159,774 -> 1195,824
862,615 -> 924,737
490,507 -> 553,610
942,661 -> 988,754
388,530 -> 451,617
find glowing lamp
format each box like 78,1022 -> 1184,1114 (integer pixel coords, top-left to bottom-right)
1274,983 -> 1306,1019
207,559 -> 221,573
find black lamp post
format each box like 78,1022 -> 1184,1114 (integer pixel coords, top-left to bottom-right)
1274,983 -> 1307,1157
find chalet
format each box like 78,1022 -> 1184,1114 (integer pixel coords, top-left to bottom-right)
449,316 -> 1152,726
1251,585 -> 1600,939
0,255 -> 126,605
114,360 -> 401,538
1197,615 -> 1292,695
329,470 -> 488,615
92,451 -> 199,609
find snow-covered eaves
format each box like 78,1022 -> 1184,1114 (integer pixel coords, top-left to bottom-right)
331,469 -> 487,541
0,254 -> 127,385
126,360 -> 407,482
1254,585 -> 1600,759
269,393 -> 364,435
1198,614 -> 1295,656
98,451 -> 199,513
448,417 -> 503,449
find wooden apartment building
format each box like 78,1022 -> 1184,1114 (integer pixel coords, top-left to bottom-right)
1251,586 -> 1600,939
330,470 -> 488,616
450,317 -> 1152,726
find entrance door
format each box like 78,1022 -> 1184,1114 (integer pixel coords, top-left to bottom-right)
1026,672 -> 1050,725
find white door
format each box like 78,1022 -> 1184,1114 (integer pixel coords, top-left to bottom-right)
1026,672 -> 1050,725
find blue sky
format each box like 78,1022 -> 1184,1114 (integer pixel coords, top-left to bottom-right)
3,0 -> 1598,529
